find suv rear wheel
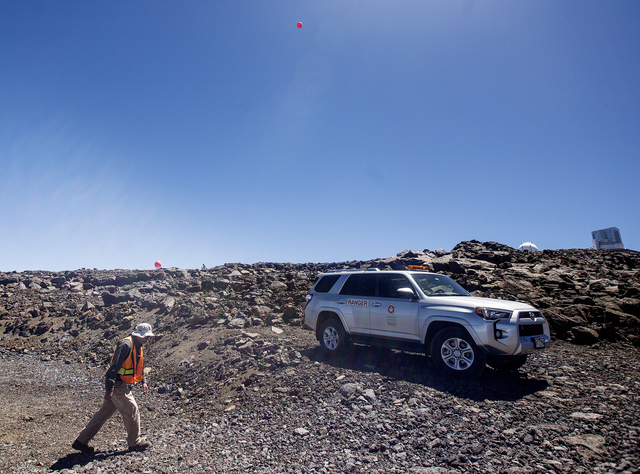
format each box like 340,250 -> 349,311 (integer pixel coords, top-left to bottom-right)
319,318 -> 347,356
431,327 -> 486,378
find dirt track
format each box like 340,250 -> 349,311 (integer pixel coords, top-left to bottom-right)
1,331 -> 639,474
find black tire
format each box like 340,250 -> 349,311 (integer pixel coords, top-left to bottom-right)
430,327 -> 486,378
319,319 -> 347,356
487,354 -> 528,372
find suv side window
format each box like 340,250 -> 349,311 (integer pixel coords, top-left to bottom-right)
339,274 -> 376,297
314,274 -> 341,293
377,274 -> 414,298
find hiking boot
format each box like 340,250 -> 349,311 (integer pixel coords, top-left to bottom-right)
72,439 -> 95,455
128,441 -> 151,452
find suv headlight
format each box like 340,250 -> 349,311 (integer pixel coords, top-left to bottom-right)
475,307 -> 512,321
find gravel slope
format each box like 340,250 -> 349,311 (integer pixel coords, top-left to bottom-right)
1,327 -> 639,474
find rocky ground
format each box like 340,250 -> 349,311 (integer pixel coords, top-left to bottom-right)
1,241 -> 640,473
1,334 -> 639,474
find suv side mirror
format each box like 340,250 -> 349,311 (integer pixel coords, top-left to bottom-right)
397,288 -> 417,299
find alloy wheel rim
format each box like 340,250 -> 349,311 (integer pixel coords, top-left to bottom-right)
441,337 -> 474,370
323,327 -> 339,350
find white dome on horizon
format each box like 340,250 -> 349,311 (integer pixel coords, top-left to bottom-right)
519,242 -> 539,252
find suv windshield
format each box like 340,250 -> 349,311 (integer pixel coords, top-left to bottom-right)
411,274 -> 470,297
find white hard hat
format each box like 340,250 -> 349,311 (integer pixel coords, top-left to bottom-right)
132,323 -> 155,338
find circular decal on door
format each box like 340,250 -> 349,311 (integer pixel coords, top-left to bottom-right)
387,305 -> 395,314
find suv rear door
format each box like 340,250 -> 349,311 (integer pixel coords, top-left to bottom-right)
337,273 -> 375,334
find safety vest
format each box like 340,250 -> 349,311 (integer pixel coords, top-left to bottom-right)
108,336 -> 144,384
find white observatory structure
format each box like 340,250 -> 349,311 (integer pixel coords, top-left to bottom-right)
592,227 -> 624,250
518,242 -> 539,252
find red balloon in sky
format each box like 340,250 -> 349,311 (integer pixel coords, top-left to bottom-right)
154,261 -> 162,269
297,22 -> 303,28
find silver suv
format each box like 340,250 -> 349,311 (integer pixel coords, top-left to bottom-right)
304,268 -> 551,378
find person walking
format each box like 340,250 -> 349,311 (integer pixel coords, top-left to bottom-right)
72,323 -> 155,454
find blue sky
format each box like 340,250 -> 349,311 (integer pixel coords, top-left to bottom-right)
1,1 -> 639,271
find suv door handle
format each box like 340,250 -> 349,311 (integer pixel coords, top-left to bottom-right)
371,302 -> 381,307
337,300 -> 346,304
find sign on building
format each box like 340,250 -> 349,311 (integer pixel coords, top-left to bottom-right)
592,227 -> 624,250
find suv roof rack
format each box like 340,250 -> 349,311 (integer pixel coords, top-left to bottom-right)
326,268 -> 381,273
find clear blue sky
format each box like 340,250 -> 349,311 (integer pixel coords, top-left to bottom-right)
1,1 -> 639,271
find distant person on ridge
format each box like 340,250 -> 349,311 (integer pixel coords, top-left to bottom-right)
72,323 -> 155,454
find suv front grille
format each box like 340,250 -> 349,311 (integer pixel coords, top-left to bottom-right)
518,311 -> 542,320
519,324 -> 544,337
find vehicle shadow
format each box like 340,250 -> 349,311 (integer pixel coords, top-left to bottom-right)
50,449 -> 129,471
300,344 -> 549,402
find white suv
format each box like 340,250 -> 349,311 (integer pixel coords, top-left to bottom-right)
304,268 -> 551,378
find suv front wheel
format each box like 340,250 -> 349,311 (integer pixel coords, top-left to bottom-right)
319,318 -> 347,356
430,327 -> 486,378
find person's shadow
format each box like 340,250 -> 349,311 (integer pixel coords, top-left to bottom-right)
50,449 -> 129,471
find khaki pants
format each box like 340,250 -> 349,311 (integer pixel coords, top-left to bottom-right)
77,381 -> 141,448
